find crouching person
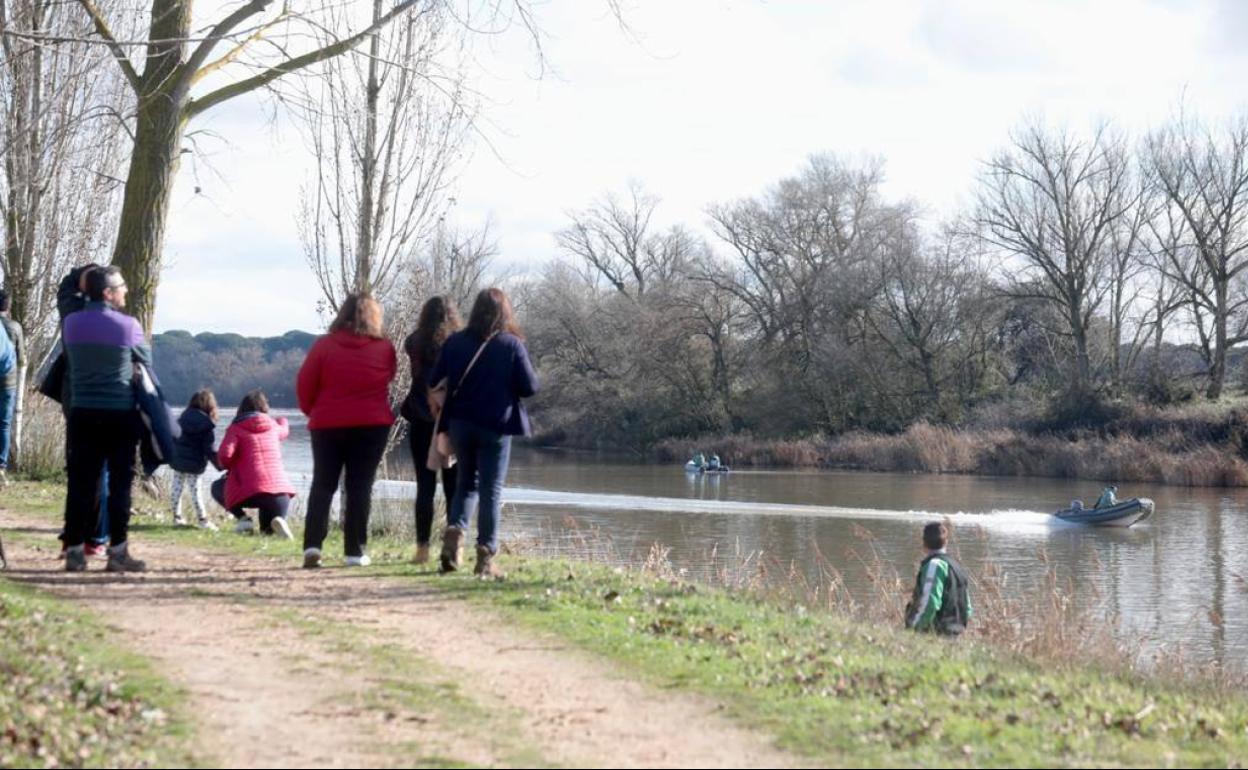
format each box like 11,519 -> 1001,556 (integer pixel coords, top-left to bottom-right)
905,522 -> 972,636
213,390 -> 296,539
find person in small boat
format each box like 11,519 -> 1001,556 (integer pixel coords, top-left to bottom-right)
905,522 -> 972,636
690,452 -> 706,469
707,454 -> 722,471
1094,485 -> 1118,509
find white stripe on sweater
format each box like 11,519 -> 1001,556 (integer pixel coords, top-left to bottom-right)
909,557 -> 943,628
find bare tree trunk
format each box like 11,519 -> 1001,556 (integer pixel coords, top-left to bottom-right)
11,364 -> 24,461
113,95 -> 189,331
83,0 -> 430,332
975,121 -> 1133,401
353,0 -> 384,294
1146,115 -> 1248,402
1209,281 -> 1229,399
1070,298 -> 1091,395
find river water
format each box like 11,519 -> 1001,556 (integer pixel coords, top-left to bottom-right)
213,410 -> 1248,667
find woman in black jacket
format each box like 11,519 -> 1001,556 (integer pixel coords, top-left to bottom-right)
402,296 -> 462,564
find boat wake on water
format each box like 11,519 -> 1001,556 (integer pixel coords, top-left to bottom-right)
369,480 -> 1062,532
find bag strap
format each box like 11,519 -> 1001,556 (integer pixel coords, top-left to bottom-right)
451,333 -> 497,398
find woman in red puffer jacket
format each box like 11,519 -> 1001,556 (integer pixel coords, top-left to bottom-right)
296,293 -> 397,569
212,389 -> 297,538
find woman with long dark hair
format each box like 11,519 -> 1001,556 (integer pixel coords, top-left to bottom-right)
428,288 -> 539,577
297,293 -> 397,568
403,296 -> 462,564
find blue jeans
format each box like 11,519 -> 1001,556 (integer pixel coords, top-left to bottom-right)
448,419 -> 512,554
94,465 -> 110,545
0,387 -> 13,469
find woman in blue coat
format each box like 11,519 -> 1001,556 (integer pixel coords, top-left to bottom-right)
429,288 -> 538,578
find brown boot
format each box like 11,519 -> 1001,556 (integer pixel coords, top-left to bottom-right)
439,527 -> 463,573
474,545 -> 505,580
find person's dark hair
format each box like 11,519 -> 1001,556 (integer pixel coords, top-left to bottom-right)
0,288 -> 10,313
923,521 -> 948,551
238,389 -> 269,415
467,287 -> 522,340
74,263 -> 102,293
407,296 -> 462,379
189,388 -> 219,423
329,293 -> 385,338
85,266 -> 123,302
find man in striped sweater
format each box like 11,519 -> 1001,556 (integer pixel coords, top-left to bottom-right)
905,521 -> 972,636
62,267 -> 150,573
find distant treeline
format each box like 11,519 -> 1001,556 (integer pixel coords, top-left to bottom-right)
153,330 -> 317,409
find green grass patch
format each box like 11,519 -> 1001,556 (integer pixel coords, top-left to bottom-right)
7,479 -> 1248,766
419,556 -> 1248,768
0,579 -> 198,768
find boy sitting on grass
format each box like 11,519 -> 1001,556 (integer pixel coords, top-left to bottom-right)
905,521 -> 972,636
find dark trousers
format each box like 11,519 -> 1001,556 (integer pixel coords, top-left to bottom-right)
65,408 -> 140,548
209,478 -> 290,533
60,422 -> 110,546
408,418 -> 457,545
304,426 -> 389,557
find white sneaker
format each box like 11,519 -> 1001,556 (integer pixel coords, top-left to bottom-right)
234,518 -> 255,534
197,518 -> 219,532
344,554 -> 371,568
302,548 -> 322,569
270,517 -> 293,541
173,514 -> 188,527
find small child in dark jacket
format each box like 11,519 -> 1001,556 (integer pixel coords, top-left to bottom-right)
170,389 -> 222,530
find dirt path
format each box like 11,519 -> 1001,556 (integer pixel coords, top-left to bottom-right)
0,507 -> 797,769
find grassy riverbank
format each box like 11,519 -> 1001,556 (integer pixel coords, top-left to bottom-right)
5,480 -> 1246,767
653,400 -> 1248,487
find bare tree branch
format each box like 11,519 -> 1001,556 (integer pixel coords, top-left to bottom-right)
184,0 -> 419,120
73,0 -> 139,92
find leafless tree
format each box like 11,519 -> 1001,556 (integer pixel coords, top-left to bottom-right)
556,182 -> 694,301
680,248 -> 747,430
1102,175 -> 1156,393
1144,113 -> 1248,400
0,0 -> 620,331
425,221 -> 498,311
297,3 -> 472,313
866,225 -> 993,420
707,154 -> 901,430
974,121 -> 1136,396
1,0 -> 131,462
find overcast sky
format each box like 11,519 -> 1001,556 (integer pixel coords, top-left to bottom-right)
152,0 -> 1248,337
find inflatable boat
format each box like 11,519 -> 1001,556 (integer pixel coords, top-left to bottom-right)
1054,497 -> 1154,527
